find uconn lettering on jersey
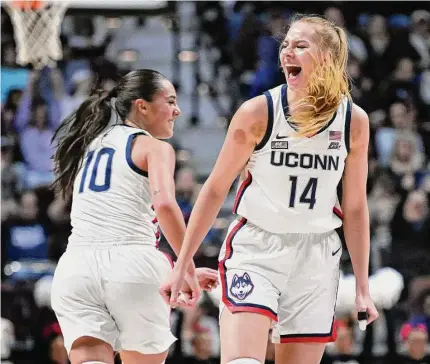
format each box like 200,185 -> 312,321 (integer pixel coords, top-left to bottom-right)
270,151 -> 340,171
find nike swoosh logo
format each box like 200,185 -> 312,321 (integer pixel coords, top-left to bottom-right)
332,247 -> 341,256
276,133 -> 288,139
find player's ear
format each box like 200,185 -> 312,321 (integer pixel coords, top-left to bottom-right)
135,99 -> 148,116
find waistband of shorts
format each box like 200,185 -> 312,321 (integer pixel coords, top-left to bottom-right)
236,217 -> 338,239
67,237 -> 157,248
280,230 -> 337,239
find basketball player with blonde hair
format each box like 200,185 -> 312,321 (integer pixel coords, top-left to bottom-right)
161,14 -> 379,364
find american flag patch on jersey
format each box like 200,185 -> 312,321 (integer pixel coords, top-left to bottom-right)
329,131 -> 342,140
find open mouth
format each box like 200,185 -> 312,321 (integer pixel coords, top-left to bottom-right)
286,65 -> 302,79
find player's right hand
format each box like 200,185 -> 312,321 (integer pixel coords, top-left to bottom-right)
355,292 -> 379,330
181,270 -> 201,307
159,265 -> 184,307
159,264 -> 201,308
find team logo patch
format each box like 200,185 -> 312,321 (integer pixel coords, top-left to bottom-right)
230,272 -> 254,300
271,141 -> 289,150
328,141 -> 341,150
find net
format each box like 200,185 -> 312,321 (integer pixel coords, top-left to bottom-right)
4,1 -> 68,69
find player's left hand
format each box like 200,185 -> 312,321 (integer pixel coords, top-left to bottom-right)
355,292 -> 379,329
195,267 -> 219,292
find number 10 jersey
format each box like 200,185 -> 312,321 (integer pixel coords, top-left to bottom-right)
234,84 -> 352,234
69,125 -> 159,246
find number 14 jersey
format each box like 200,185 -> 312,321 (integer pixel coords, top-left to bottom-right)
69,125 -> 159,246
234,84 -> 352,234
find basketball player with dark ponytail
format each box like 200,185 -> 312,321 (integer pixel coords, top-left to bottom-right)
51,69 -> 218,364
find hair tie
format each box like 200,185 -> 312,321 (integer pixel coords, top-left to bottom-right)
108,87 -> 118,98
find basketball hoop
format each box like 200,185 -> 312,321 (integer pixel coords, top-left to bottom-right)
4,0 -> 68,69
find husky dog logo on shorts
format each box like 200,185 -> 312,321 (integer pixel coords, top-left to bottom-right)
230,273 -> 254,300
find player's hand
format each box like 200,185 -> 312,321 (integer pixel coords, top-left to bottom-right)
159,264 -> 201,308
195,267 -> 219,292
181,270 -> 201,307
159,264 -> 185,307
355,292 -> 379,330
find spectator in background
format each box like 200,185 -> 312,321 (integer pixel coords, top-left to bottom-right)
248,7 -> 286,98
2,88 -> 23,114
189,327 -> 215,363
46,195 -> 71,263
321,318 -> 362,364
0,41 -> 29,103
347,56 -> 380,113
409,10 -> 430,69
196,1 -> 231,72
409,288 -> 430,339
1,108 -> 16,137
389,190 -> 430,287
1,42 -> 16,67
392,323 -> 430,364
324,7 -> 368,63
391,189 -> 429,243
1,137 -> 21,222
179,299 -> 220,363
14,71 -> 61,133
368,170 -> 400,235
1,190 -> 49,264
382,57 -> 420,111
375,101 -> 425,167
1,89 -> 23,161
13,70 -> 63,188
363,14 -> 420,84
18,98 -> 56,188
389,132 -> 425,184
233,8 -> 261,69
419,68 -> 430,115
363,15 -> 393,82
50,68 -> 92,121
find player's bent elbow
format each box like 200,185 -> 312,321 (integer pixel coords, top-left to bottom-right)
152,198 -> 178,214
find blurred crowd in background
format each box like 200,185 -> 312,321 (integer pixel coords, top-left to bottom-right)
1,1 -> 430,363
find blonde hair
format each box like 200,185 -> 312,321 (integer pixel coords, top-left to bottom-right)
285,14 -> 351,137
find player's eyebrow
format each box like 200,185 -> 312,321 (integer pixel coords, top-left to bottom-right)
283,39 -> 310,45
167,95 -> 176,100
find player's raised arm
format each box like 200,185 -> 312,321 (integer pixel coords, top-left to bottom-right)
342,103 -> 379,326
160,95 -> 268,304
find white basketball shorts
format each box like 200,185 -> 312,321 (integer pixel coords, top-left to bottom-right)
51,242 -> 176,354
218,217 -> 341,343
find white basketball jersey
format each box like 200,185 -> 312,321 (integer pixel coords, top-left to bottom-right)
69,125 -> 159,246
234,84 -> 352,234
